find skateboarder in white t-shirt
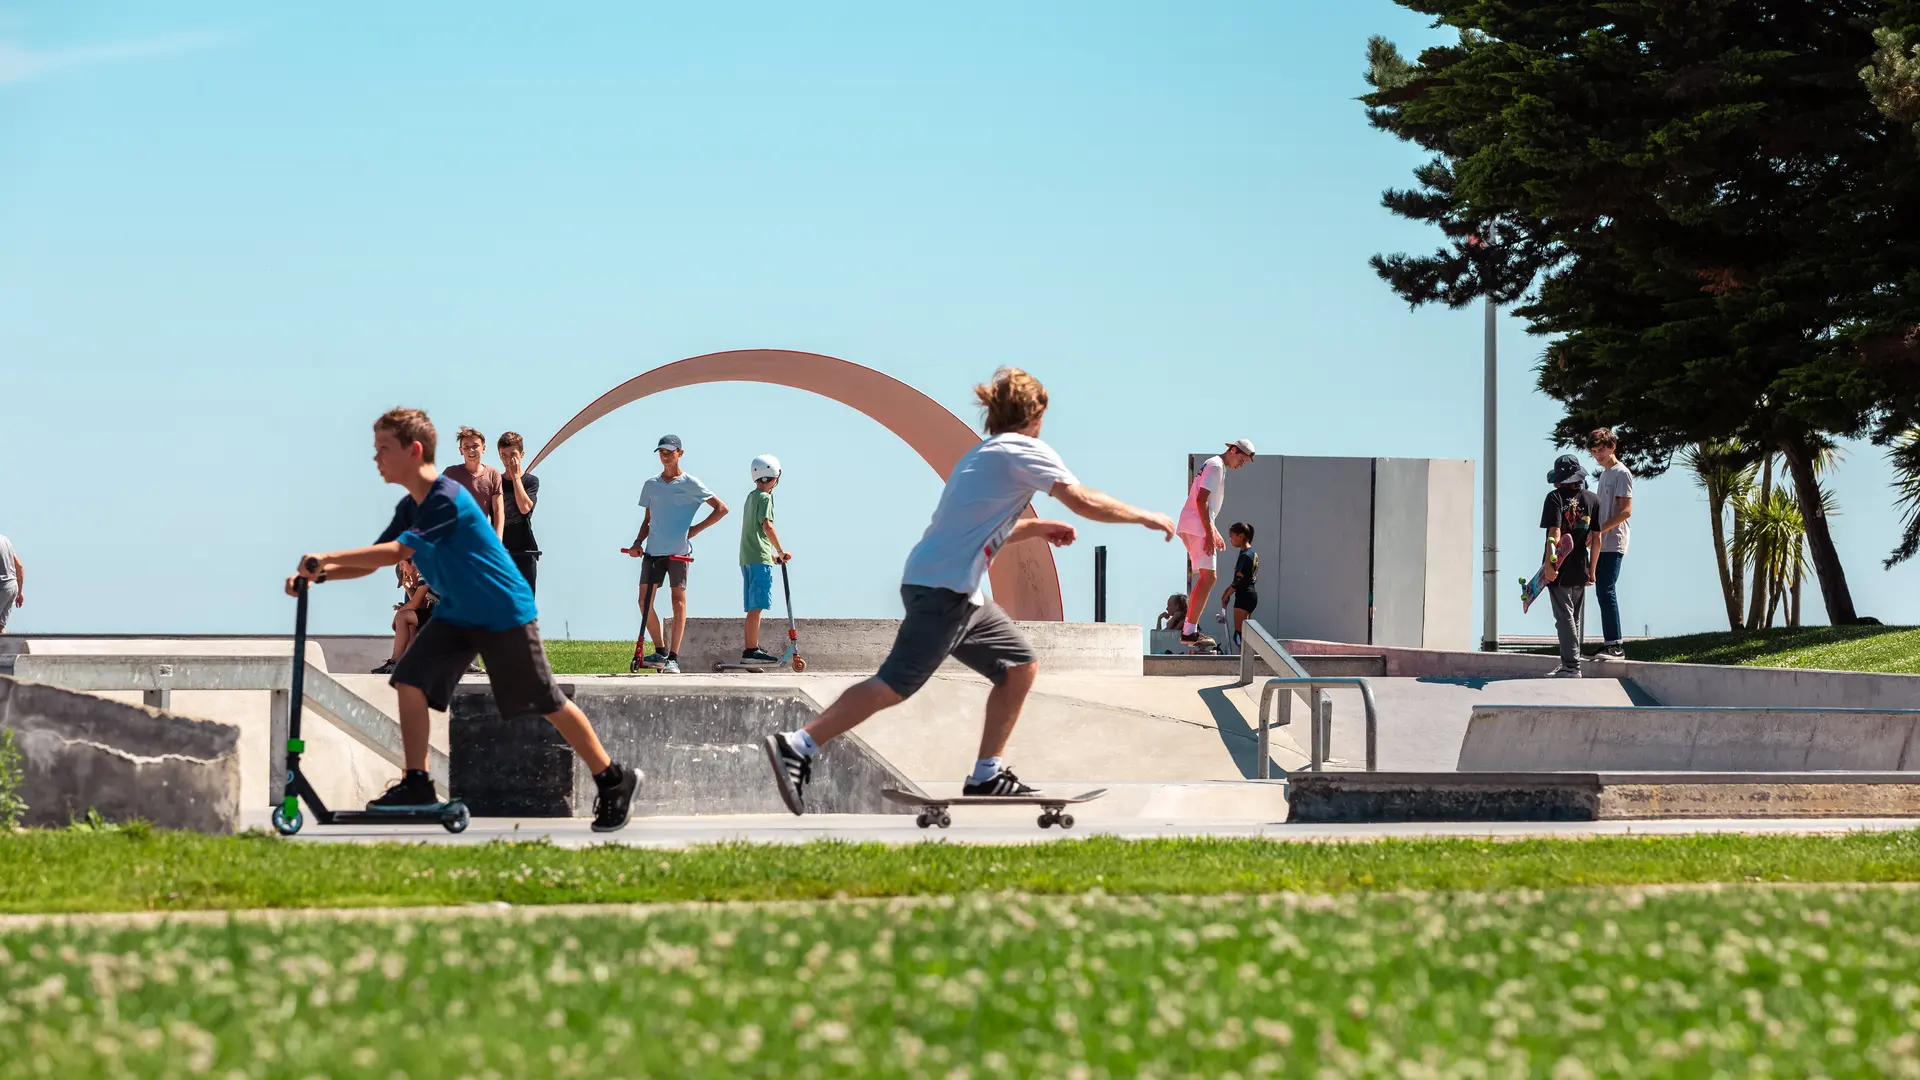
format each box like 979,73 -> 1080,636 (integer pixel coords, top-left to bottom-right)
1176,439 -> 1255,649
762,367 -> 1176,813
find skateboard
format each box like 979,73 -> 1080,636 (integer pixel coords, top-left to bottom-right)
1518,533 -> 1575,613
882,787 -> 1107,830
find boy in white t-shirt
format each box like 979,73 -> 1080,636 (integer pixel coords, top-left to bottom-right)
1175,438 -> 1255,648
763,368 -> 1176,813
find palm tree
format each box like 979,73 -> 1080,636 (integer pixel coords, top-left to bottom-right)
1885,428 -> 1920,569
1681,441 -> 1756,631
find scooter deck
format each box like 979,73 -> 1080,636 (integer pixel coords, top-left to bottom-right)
330,802 -> 468,825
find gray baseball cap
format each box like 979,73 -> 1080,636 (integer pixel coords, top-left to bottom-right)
656,434 -> 683,452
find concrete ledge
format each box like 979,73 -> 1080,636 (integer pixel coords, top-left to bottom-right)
1286,770 -> 1920,823
449,683 -> 920,817
0,674 -> 241,832
1459,705 -> 1920,772
1142,653 -> 1387,677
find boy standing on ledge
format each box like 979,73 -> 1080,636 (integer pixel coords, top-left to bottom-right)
288,407 -> 640,831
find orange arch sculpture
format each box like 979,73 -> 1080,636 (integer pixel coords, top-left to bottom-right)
528,349 -> 1066,620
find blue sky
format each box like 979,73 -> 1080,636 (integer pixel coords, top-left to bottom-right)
4,2 -> 1915,642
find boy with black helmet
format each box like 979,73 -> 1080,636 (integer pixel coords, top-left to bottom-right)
1539,453 -> 1603,678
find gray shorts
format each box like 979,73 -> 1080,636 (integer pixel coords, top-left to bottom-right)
639,554 -> 689,590
876,585 -> 1037,699
0,583 -> 14,632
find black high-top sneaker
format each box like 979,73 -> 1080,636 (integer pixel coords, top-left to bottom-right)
367,770 -> 439,810
591,762 -> 642,833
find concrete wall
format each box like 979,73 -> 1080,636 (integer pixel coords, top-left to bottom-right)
0,674 -> 241,832
607,618 -> 1141,675
1186,455 -> 1473,648
448,681 -> 916,816
1459,705 -> 1920,772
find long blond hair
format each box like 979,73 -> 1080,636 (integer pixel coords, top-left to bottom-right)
974,367 -> 1048,435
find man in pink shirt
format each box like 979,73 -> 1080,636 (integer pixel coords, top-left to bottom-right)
1175,438 -> 1255,649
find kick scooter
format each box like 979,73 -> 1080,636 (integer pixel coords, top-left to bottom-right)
716,557 -> 806,672
271,559 -> 471,835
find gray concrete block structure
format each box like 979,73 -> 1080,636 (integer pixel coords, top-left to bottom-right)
0,674 -> 241,832
1189,455 -> 1472,649
1459,705 -> 1920,772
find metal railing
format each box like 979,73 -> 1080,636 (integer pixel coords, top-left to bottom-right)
1235,620 -> 1379,777
10,654 -> 448,799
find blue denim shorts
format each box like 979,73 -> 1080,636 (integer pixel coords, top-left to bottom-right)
741,562 -> 774,612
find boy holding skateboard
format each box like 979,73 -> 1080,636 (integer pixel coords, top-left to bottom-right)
626,434 -> 728,674
739,454 -> 793,665
763,367 -> 1176,813
287,407 -> 640,831
1539,453 -> 1602,678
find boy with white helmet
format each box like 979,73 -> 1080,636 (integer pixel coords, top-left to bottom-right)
739,454 -> 792,664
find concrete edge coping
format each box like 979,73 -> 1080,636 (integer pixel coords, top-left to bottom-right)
1289,770 -> 1920,786
1471,705 -> 1920,716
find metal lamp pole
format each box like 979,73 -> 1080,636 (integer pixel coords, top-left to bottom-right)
1481,295 -> 1499,652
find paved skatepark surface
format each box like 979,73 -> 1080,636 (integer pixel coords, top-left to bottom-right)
238,808 -> 1920,848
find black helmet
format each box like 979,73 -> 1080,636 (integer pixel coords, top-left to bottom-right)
1546,454 -> 1585,485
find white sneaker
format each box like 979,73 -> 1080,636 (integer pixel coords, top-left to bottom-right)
661,659 -> 681,674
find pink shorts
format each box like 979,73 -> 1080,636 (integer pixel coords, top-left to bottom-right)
1181,531 -> 1217,572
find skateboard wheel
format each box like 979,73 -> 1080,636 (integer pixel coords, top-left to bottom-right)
915,812 -> 932,829
271,806 -> 303,836
936,813 -> 951,829
1059,813 -> 1074,829
443,804 -> 471,834
1038,814 -> 1052,829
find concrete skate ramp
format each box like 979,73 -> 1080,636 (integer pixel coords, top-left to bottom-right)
1307,677 -> 1646,772
1460,706 -> 1920,772
448,682 -> 917,817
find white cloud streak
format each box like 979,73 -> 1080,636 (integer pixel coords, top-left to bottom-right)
0,30 -> 229,86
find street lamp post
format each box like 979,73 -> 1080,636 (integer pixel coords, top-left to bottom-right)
1482,296 -> 1499,652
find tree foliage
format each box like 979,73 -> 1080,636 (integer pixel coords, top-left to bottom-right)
1365,1 -> 1920,619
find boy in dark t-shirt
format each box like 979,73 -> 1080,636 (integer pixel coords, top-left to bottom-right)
1216,522 -> 1258,649
286,407 -> 640,831
1538,454 -> 1603,677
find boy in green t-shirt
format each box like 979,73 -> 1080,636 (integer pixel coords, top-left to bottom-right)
739,454 -> 793,663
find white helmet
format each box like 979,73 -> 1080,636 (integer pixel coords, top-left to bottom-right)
750,454 -> 782,482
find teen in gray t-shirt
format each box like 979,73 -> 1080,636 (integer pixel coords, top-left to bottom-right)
0,534 -> 21,632
1589,430 -> 1635,657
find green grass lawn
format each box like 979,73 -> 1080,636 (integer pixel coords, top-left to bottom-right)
1619,624 -> 1920,673
543,639 -> 647,675
6,830 -> 1920,915
7,886 -> 1920,1077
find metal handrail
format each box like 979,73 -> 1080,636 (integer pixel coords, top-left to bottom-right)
1235,618 -> 1310,685
1257,676 -> 1378,776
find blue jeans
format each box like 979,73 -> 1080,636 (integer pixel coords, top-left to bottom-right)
1595,552 -> 1625,644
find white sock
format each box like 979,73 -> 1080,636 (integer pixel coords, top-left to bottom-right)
1183,621 -> 1198,635
787,730 -> 819,758
968,757 -> 1004,784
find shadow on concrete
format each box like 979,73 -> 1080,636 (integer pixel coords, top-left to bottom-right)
1413,674 -> 1661,705
1197,682 -> 1271,779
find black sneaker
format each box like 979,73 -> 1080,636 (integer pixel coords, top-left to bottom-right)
370,659 -> 397,675
963,768 -> 1040,798
368,770 -> 439,810
1597,643 -> 1626,660
590,762 -> 641,833
743,648 -> 781,664
642,650 -> 670,669
763,733 -> 811,815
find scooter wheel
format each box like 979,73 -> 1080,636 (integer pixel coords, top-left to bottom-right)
629,658 -> 642,674
791,656 -> 807,673
271,806 -> 304,836
443,804 -> 471,834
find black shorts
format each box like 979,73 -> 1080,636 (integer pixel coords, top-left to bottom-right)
390,617 -> 567,716
876,585 -> 1037,699
1233,588 -> 1258,614
639,554 -> 690,589
508,550 -> 539,595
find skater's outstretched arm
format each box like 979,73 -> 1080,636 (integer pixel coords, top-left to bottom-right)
285,542 -> 412,594
1050,482 -> 1176,539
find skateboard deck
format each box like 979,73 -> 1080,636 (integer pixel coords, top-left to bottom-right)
1519,533 -> 1575,613
882,787 -> 1107,830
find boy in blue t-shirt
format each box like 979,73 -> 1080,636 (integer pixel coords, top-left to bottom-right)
286,408 -> 639,831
